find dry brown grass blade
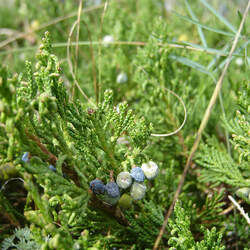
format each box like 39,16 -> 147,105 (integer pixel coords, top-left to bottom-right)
72,0 -> 83,99
82,20 -> 98,104
219,200 -> 242,215
228,195 -> 250,224
97,0 -> 109,103
67,20 -> 93,105
153,1 -> 250,249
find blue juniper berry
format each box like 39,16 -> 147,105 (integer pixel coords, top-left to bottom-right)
105,182 -> 120,198
49,165 -> 57,172
90,179 -> 105,195
21,152 -> 29,163
130,167 -> 145,182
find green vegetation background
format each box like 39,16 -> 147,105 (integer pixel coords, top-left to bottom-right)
0,0 -> 249,249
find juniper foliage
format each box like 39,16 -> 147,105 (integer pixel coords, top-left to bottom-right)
168,201 -> 225,250
196,81 -> 250,193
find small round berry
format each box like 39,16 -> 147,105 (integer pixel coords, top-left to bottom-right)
235,58 -> 243,67
118,193 -> 133,210
141,161 -> 159,180
116,172 -> 132,189
105,182 -> 120,198
130,167 -> 145,182
130,182 -> 146,200
116,72 -> 128,84
21,152 -> 29,163
103,35 -> 114,47
90,179 -> 105,195
49,165 -> 56,172
116,105 -> 120,114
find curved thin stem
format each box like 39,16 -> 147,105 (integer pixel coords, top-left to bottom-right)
151,88 -> 187,137
1,41 -> 244,57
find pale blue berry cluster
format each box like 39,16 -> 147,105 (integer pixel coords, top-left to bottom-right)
120,162 -> 159,201
89,161 -> 159,206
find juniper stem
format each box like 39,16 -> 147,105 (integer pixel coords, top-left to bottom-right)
25,130 -> 58,165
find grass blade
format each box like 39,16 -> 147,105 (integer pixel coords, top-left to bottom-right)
169,54 -> 215,81
173,12 -> 236,37
184,0 -> 207,48
179,41 -> 242,56
199,0 -> 237,33
207,44 -> 230,70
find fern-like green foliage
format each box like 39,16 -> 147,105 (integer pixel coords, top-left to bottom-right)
195,81 -> 250,198
196,136 -> 249,187
195,190 -> 225,227
125,201 -> 164,249
225,81 -> 250,163
168,201 -> 225,250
